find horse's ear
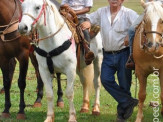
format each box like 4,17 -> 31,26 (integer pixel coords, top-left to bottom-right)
141,0 -> 146,9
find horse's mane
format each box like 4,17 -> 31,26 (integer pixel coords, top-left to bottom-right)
46,0 -> 64,29
145,1 -> 163,20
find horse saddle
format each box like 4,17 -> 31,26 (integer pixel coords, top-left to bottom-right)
59,5 -> 100,44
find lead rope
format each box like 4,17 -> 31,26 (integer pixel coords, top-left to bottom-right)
134,74 -> 138,99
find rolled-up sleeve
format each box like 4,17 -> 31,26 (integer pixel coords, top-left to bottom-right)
85,0 -> 93,7
86,8 -> 102,25
61,0 -> 68,5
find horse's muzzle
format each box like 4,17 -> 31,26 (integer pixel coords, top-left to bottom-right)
18,23 -> 28,35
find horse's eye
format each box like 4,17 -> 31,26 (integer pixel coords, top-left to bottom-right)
162,20 -> 163,24
36,6 -> 41,10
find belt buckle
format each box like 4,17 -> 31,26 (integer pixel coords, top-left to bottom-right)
112,51 -> 115,54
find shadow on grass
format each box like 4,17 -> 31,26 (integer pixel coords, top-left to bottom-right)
0,111 -> 116,122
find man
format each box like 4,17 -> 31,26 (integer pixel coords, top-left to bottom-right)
81,0 -> 139,121
61,0 -> 95,65
125,0 -> 162,69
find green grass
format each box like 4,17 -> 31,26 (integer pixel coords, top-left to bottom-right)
0,0 -> 163,122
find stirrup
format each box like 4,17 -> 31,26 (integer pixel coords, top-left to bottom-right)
125,55 -> 135,70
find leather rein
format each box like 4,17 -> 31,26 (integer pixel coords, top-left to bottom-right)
0,0 -> 21,42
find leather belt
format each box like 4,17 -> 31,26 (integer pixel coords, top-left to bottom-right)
103,47 -> 129,54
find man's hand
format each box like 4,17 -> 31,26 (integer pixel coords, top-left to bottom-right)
124,35 -> 129,46
80,21 -> 91,30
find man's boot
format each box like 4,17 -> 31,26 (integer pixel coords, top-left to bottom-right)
82,41 -> 95,65
125,54 -> 135,70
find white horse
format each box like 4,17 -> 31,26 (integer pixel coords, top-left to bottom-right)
19,0 -> 103,122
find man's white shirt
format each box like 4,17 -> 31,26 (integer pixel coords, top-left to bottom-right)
87,6 -> 139,51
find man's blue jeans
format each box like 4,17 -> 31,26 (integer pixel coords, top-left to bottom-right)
101,48 -> 133,114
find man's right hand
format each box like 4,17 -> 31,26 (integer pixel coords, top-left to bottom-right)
80,21 -> 91,30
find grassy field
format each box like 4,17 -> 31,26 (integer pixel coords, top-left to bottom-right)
0,0 -> 162,122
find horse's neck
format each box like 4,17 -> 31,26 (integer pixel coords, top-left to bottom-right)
38,6 -> 72,50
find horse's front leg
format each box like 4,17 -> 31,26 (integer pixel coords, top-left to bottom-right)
77,64 -> 94,113
66,67 -> 77,122
16,54 -> 29,120
92,57 -> 102,116
0,58 -> 16,94
135,69 -> 147,122
39,66 -> 54,122
1,60 -> 12,118
56,73 -> 64,108
29,53 -> 43,107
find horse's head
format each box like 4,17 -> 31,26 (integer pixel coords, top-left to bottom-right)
18,0 -> 47,35
141,0 -> 163,53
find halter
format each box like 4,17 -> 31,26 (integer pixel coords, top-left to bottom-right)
23,0 -> 47,26
139,21 -> 163,59
23,0 -> 65,44
144,31 -> 163,41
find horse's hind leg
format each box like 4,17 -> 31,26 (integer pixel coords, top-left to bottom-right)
0,58 -> 16,94
78,64 -> 94,113
92,57 -> 102,116
29,53 -> 43,107
56,73 -> 64,108
1,60 -> 12,118
16,54 -> 29,120
135,69 -> 147,122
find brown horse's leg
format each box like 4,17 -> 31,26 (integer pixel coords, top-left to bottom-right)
29,53 -> 43,107
135,69 -> 147,122
16,53 -> 29,120
1,60 -> 12,118
56,73 -> 64,108
0,58 -> 16,94
159,70 -> 163,116
78,64 -> 94,113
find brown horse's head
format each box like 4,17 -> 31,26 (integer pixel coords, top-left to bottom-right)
141,0 -> 163,53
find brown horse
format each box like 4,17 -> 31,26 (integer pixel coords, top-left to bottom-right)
133,0 -> 163,121
0,0 -> 44,119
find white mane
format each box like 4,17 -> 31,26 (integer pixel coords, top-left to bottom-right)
45,0 -> 64,29
145,1 -> 163,20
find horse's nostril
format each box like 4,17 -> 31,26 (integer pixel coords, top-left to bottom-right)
147,42 -> 153,48
24,25 -> 28,31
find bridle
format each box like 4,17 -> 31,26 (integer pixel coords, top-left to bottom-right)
139,21 -> 163,59
22,0 -> 65,43
23,0 -> 47,26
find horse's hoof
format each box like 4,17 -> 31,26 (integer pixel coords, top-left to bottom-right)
161,111 -> 163,116
57,101 -> 64,108
44,115 -> 54,122
16,113 -> 26,120
92,110 -> 100,116
80,108 -> 89,113
1,113 -> 10,118
33,102 -> 42,108
92,104 -> 100,116
68,114 -> 77,122
0,89 -> 5,94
